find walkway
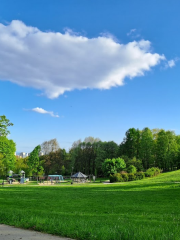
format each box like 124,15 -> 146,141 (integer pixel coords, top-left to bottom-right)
0,224 -> 74,240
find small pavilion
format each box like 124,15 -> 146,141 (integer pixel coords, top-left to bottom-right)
71,172 -> 88,182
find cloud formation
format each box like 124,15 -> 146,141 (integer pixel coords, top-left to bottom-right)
167,59 -> 175,68
32,107 -> 59,117
0,20 -> 165,98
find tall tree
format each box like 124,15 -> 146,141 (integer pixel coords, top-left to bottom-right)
156,130 -> 168,170
0,137 -> 16,173
120,128 -> 141,159
28,145 -> 44,179
140,127 -> 154,169
41,138 -> 60,155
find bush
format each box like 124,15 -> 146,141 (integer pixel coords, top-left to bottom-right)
145,167 -> 161,177
109,174 -> 116,183
135,172 -> 145,180
121,173 -> 129,182
128,173 -> 136,181
127,165 -> 137,174
109,173 -> 123,183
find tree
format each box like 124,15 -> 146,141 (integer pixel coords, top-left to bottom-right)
119,128 -> 141,159
127,165 -> 137,173
102,158 -> 126,176
28,145 -> 44,180
0,137 -> 16,173
139,127 -> 154,169
84,136 -> 101,144
0,115 -> 13,137
13,156 -> 31,176
41,139 -> 60,155
156,130 -> 168,170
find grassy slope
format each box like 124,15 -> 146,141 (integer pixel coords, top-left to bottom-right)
0,171 -> 180,240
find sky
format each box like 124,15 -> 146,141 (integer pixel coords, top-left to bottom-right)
0,0 -> 180,153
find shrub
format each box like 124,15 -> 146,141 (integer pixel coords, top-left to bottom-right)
116,173 -> 124,182
135,172 -> 145,180
109,173 -> 123,183
102,158 -> 126,176
109,174 -> 116,183
121,173 -> 129,182
145,167 -> 161,177
128,173 -> 136,181
127,165 -> 137,174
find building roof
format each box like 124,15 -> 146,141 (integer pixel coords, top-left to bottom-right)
71,172 -> 87,178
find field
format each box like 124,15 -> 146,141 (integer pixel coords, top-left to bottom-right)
0,171 -> 180,240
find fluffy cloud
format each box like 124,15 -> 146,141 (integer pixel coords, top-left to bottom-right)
167,59 -> 175,68
0,20 -> 165,98
32,107 -> 59,117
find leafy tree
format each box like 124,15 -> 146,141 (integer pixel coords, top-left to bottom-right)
28,145 -> 44,179
119,128 -> 141,159
102,158 -> 126,176
140,127 -> 154,169
0,115 -> 13,137
165,131 -> 178,171
0,137 -> 16,172
13,156 -> 31,176
156,130 -> 168,170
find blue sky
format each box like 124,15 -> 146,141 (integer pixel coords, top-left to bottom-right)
0,0 -> 180,153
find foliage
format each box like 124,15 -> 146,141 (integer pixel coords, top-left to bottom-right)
135,171 -> 145,180
28,145 -> 44,176
13,157 -> 31,176
109,173 -> 123,183
61,165 -> 66,175
0,136 -> 16,173
121,172 -> 129,182
126,157 -> 143,171
102,158 -> 126,176
127,165 -> 137,173
145,167 -> 161,178
41,138 -> 60,155
139,127 -> 154,170
128,173 -> 136,181
0,115 -> 13,137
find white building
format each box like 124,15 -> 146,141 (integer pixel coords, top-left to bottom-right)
19,152 -> 29,158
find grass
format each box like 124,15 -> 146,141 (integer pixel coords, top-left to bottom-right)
0,171 -> 180,240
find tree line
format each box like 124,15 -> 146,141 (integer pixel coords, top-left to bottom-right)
1,114 -> 180,177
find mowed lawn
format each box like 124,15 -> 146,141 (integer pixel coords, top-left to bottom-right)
1,172 -> 180,240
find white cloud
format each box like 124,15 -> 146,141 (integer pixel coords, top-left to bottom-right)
165,58 -> 178,69
167,59 -> 175,68
32,107 -> 59,117
127,29 -> 136,36
0,20 -> 165,98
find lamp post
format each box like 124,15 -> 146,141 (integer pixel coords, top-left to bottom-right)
71,167 -> 74,176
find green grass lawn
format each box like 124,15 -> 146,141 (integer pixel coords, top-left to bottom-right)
0,171 -> 180,240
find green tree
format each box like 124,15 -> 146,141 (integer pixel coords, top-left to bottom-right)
119,128 -> 141,159
0,115 -> 13,137
102,157 -> 126,176
0,137 -> 16,173
127,165 -> 137,173
28,145 -> 44,180
156,130 -> 168,170
140,127 -> 154,170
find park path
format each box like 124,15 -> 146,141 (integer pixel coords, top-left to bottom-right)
0,224 -> 74,240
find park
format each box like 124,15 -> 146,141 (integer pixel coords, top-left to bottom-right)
1,115 -> 180,239
0,170 -> 180,240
